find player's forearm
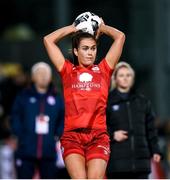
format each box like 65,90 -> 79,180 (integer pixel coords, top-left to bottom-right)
44,25 -> 76,44
100,24 -> 125,42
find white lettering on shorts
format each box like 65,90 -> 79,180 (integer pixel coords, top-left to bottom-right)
97,145 -> 110,155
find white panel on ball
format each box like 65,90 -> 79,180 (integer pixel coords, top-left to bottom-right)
74,12 -> 101,35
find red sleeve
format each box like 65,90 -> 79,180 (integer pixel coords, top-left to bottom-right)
59,59 -> 73,78
99,58 -> 114,76
98,59 -> 114,89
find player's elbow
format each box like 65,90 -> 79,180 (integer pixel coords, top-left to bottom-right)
43,36 -> 48,46
119,32 -> 126,43
115,32 -> 125,46
43,36 -> 52,49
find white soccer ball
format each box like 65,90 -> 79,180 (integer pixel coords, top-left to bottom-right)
74,12 -> 101,36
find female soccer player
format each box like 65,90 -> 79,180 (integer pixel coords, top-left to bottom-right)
43,19 -> 125,179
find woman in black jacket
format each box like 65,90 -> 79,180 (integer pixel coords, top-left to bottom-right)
106,62 -> 161,179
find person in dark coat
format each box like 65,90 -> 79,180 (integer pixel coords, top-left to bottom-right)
106,62 -> 161,179
10,62 -> 64,179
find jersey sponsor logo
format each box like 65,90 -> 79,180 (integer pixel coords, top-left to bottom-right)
79,72 -> 93,82
72,72 -> 101,91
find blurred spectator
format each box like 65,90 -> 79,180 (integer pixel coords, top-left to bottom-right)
0,64 -> 20,179
0,63 -> 29,117
106,62 -> 162,179
55,140 -> 70,179
2,23 -> 36,41
0,114 -> 17,179
10,62 -> 64,179
155,119 -> 170,178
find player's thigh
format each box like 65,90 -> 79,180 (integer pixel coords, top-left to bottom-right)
87,158 -> 107,179
64,153 -> 86,179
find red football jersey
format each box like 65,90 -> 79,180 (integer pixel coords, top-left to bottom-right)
60,59 -> 113,131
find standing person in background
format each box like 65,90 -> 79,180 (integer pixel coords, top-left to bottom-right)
43,17 -> 125,179
0,114 -> 17,179
106,62 -> 161,179
10,62 -> 64,179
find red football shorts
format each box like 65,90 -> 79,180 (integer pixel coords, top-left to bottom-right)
60,129 -> 110,162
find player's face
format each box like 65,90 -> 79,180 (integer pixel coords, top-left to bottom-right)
74,38 -> 97,67
32,68 -> 51,89
115,67 -> 134,91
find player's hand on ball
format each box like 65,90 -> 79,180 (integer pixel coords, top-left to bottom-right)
74,12 -> 101,36
95,18 -> 105,39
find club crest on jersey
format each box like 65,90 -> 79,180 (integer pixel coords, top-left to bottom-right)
91,66 -> 100,72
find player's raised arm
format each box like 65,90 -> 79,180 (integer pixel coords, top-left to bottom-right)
43,25 -> 77,72
99,23 -> 125,69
